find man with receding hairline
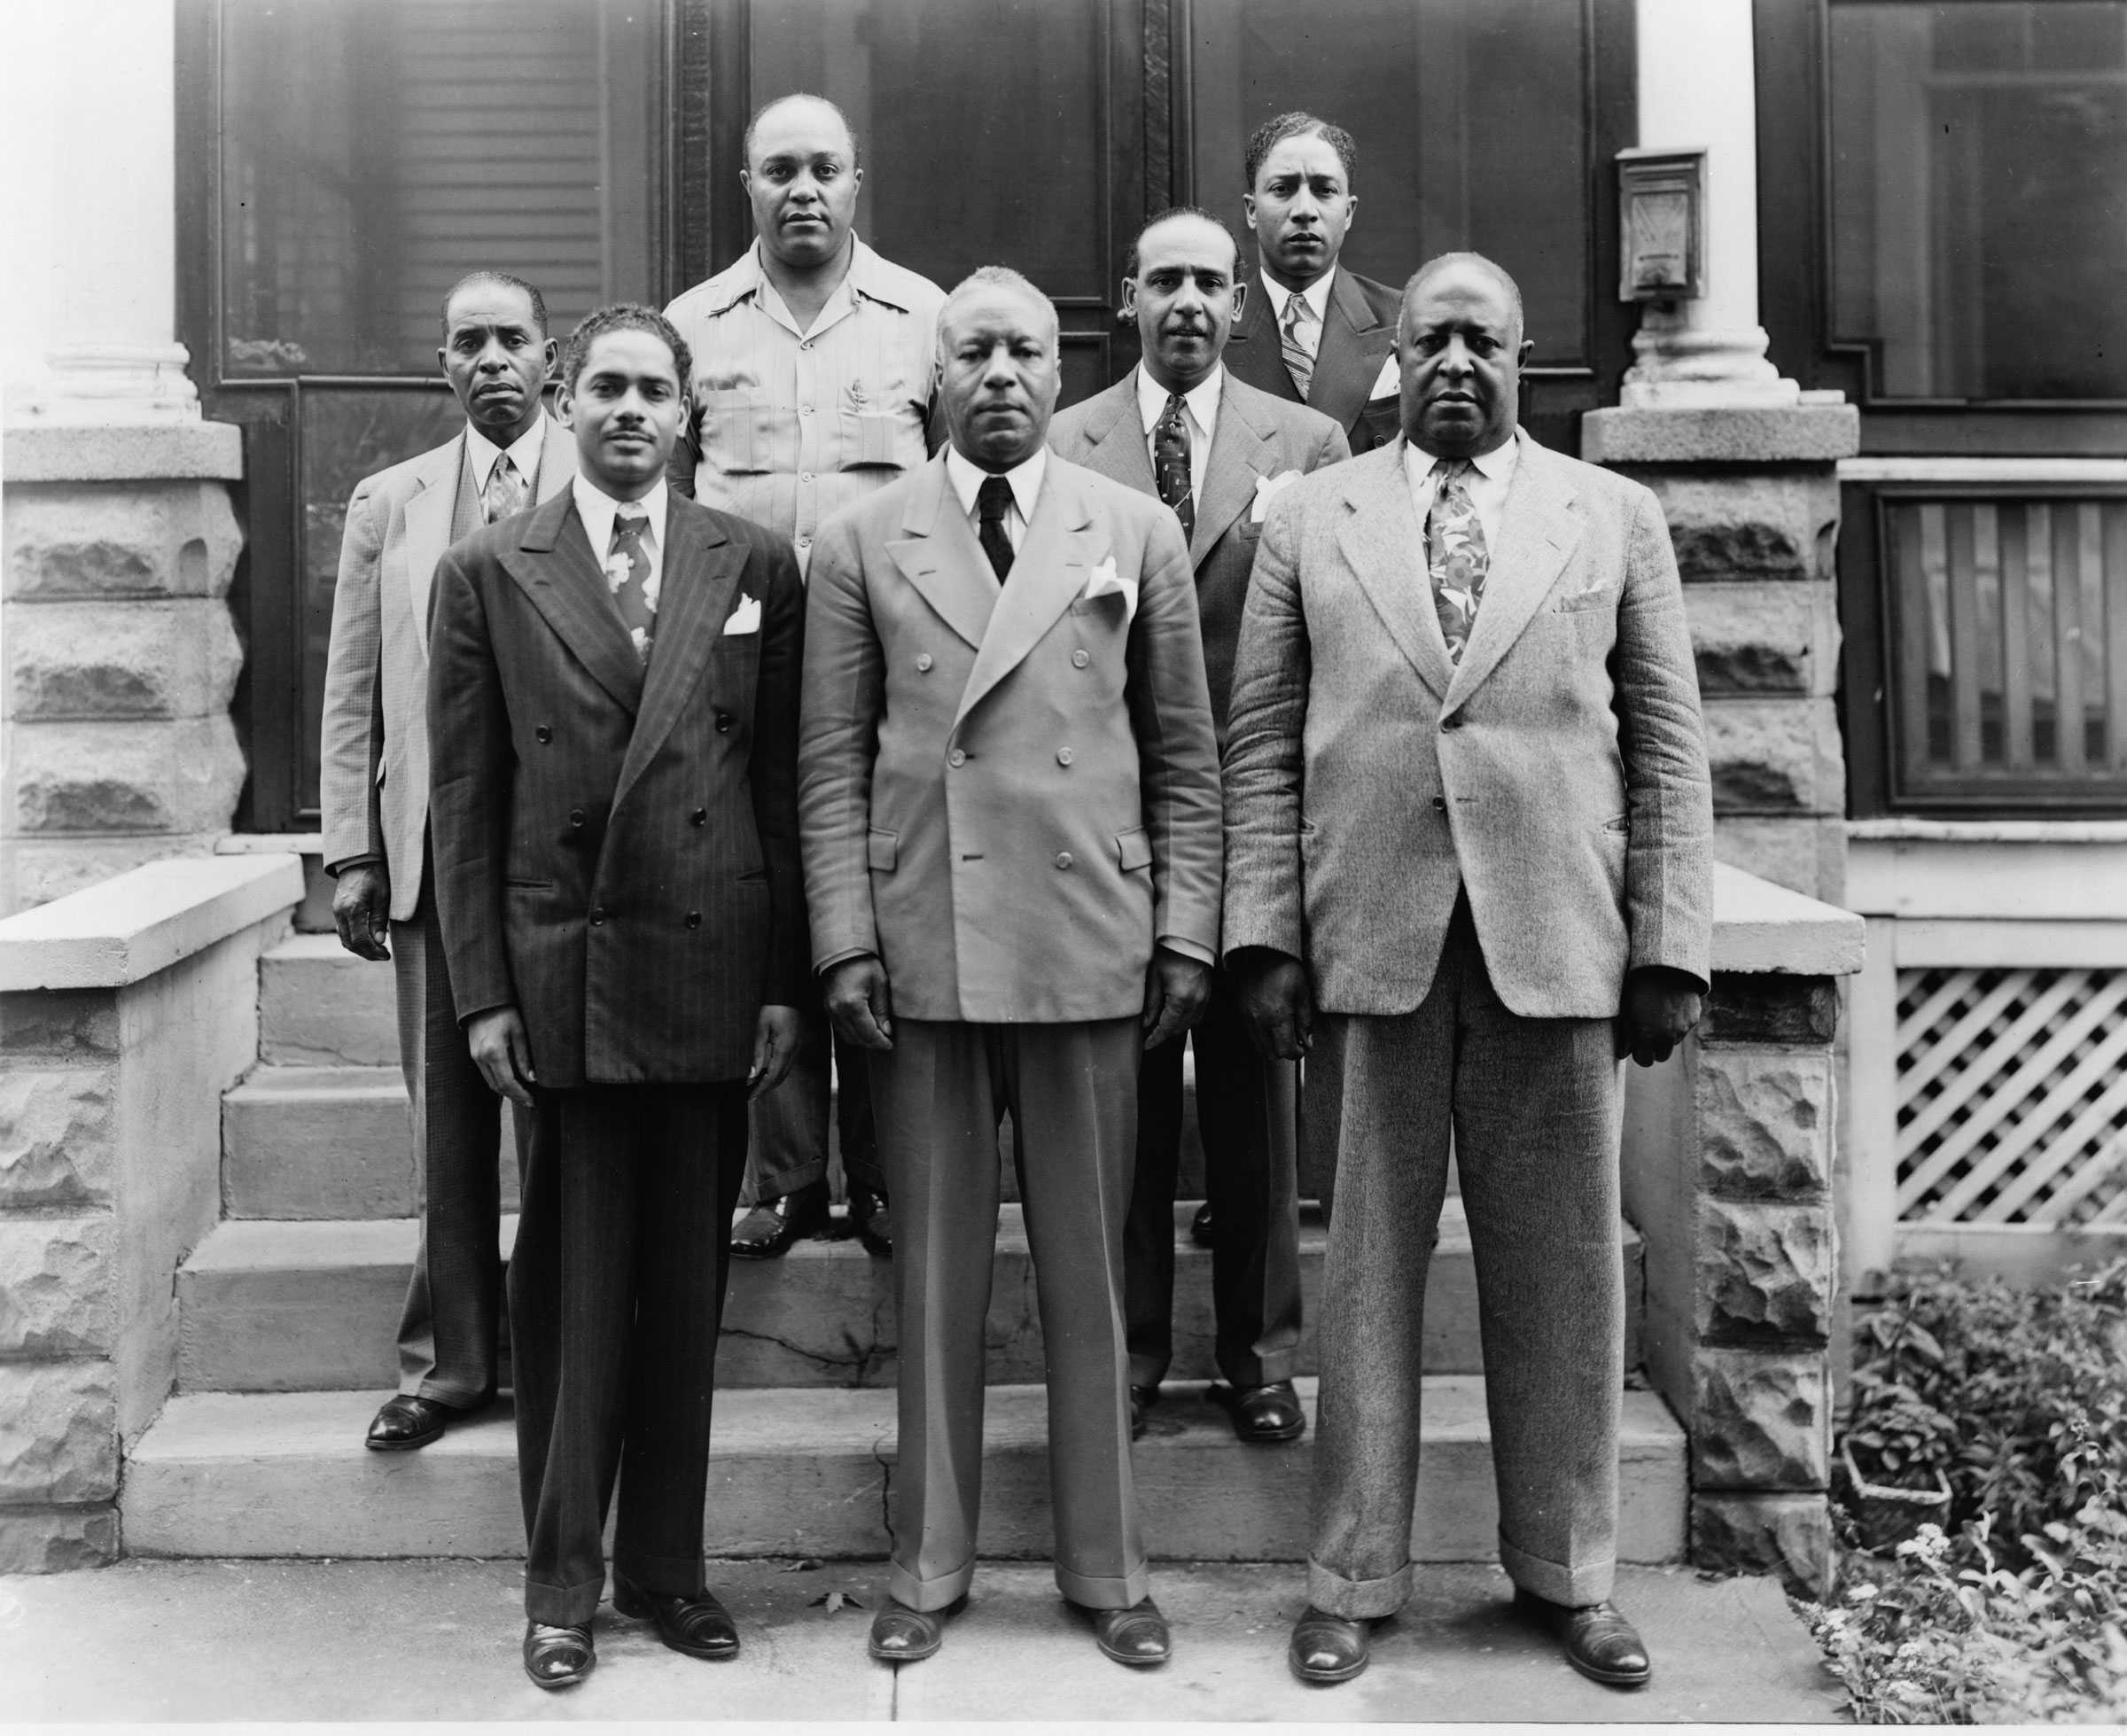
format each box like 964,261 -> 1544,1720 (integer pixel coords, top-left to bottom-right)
320,269 -> 574,1454
666,90 -> 947,1262
1223,251 -> 1712,1688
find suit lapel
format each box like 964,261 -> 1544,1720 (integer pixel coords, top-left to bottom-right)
1444,433 -> 1583,709
532,412 -> 577,501
499,494 -> 646,716
403,435 -> 465,658
1068,377 -> 1159,495
613,501 -> 740,810
1332,442 -> 1453,703
954,464 -> 1098,730
1309,267 -> 1395,426
1227,284 -> 1303,403
887,457 -> 997,651
1190,379 -> 1277,562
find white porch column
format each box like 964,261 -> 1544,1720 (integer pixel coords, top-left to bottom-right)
1624,0 -> 1799,407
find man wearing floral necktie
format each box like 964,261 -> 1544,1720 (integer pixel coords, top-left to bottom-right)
320,271 -> 576,1456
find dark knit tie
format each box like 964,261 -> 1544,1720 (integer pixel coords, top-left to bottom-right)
1153,393 -> 1195,545
977,475 -> 1015,582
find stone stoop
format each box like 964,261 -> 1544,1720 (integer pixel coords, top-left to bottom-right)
121,1380 -> 1689,1564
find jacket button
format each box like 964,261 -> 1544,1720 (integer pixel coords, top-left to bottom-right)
1071,650 -> 1090,669
588,907 -> 606,926
916,653 -> 934,673
1056,747 -> 1074,767
570,808 -> 586,828
715,712 -> 733,734
1431,795 -> 1447,813
535,726 -> 553,743
684,911 -> 701,930
1055,852 -> 1074,870
948,748 -> 966,768
691,807 -> 707,827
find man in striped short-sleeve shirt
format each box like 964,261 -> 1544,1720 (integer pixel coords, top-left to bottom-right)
666,91 -> 946,1262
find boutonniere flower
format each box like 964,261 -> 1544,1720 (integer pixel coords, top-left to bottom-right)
1081,556 -> 1139,625
1250,470 -> 1304,523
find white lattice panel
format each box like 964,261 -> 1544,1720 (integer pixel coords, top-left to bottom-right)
1895,967 -> 2127,1226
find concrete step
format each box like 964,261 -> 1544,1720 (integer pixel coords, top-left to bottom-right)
175,1202 -> 1643,1393
260,934 -> 399,1066
122,1378 -> 1687,1564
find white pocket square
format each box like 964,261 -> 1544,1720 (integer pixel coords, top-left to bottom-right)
723,595 -> 761,635
1081,557 -> 1138,623
1250,470 -> 1304,524
1368,354 -> 1400,400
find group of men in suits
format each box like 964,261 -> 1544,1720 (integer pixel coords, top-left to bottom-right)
317,98 -> 1711,1695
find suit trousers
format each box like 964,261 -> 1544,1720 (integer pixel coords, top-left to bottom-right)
1306,895 -> 1624,1617
1125,976 -> 1303,1390
511,1083 -> 747,1626
869,1016 -> 1149,1613
388,876 -> 513,1407
744,1024 -> 884,1202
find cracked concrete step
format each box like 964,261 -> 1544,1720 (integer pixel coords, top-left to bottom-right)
175,1203 -> 1642,1394
260,934 -> 401,1066
122,1378 -> 1687,1564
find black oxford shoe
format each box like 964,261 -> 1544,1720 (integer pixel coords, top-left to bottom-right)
1090,1597 -> 1171,1666
1514,1589 -> 1651,1687
869,1595 -> 959,1663
1289,1606 -> 1370,1684
729,1179 -> 832,1259
613,1575 -> 739,1660
522,1620 -> 594,1689
848,1187 -> 893,1257
1129,1383 -> 1157,1440
1215,1379 -> 1306,1444
366,1391 -> 485,1452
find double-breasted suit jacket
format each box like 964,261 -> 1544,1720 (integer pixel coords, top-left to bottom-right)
427,488 -> 809,1086
1223,266 -> 1403,457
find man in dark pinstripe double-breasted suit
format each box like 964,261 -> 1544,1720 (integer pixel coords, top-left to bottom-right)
428,303 -> 808,1689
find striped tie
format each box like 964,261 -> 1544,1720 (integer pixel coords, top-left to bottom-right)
1281,292 -> 1317,401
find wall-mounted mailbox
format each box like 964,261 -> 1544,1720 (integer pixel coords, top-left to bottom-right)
1617,146 -> 1705,303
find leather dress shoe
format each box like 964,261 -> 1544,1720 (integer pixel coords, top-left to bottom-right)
1215,1379 -> 1306,1444
1090,1597 -> 1171,1666
1129,1383 -> 1157,1441
1188,1202 -> 1215,1247
869,1596 -> 958,1662
1289,1606 -> 1370,1684
848,1187 -> 893,1257
613,1575 -> 739,1660
1514,1589 -> 1651,1687
522,1620 -> 594,1689
730,1180 -> 831,1259
366,1391 -> 485,1452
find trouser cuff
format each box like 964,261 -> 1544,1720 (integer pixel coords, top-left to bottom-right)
748,1157 -> 828,1201
1216,1351 -> 1297,1390
1499,1534 -> 1615,1607
1306,1558 -> 1412,1620
889,1556 -> 975,1612
1126,1354 -> 1168,1390
1056,1560 -> 1151,1611
412,1377 -> 493,1409
524,1569 -> 608,1628
613,1550 -> 705,1599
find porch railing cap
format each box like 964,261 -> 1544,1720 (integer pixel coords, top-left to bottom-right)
0,854 -> 303,990
1711,861 -> 1865,977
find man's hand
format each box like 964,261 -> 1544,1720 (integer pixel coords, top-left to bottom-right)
1616,966 -> 1705,1068
466,1005 -> 538,1107
822,956 -> 894,1052
748,1005 -> 806,1101
331,862 -> 392,961
1141,946 -> 1213,1051
1230,946 -> 1313,1060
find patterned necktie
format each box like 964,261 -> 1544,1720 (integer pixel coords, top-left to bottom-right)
1153,394 -> 1195,545
482,452 -> 527,525
606,510 -> 657,661
1426,460 -> 1491,665
1281,292 -> 1317,401
976,475 -> 1015,583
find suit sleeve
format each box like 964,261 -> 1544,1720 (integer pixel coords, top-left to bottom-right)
748,534 -> 812,1006
1219,493 -> 1313,962
1126,508 -> 1223,960
425,546 -> 517,1024
318,480 -> 387,875
1615,485 -> 1715,989
1313,420 -> 1352,471
799,512 -> 888,973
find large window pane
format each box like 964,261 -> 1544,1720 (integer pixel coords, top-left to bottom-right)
1189,0 -> 1591,364
222,0 -> 658,377
1830,2 -> 2127,401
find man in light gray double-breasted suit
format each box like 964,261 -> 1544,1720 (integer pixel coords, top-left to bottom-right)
1222,253 -> 1713,1690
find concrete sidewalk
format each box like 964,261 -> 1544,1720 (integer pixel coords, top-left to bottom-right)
0,1557 -> 1841,1722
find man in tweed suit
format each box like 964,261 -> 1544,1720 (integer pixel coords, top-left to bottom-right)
319,270 -> 573,1452
1050,207 -> 1348,1448
428,304 -> 806,1687
1222,254 -> 1713,1688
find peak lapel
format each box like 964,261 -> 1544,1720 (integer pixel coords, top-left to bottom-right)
613,502 -> 738,810
1332,445 -> 1453,703
532,413 -> 577,500
1189,384 -> 1276,562
1310,267 -> 1395,426
888,459 -> 996,651
1070,380 -> 1158,495
954,467 -> 1095,731
501,494 -> 646,716
404,437 -> 465,658
1442,436 -> 1583,710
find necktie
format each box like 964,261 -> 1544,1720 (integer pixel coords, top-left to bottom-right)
482,452 -> 527,525
606,510 -> 657,661
977,475 -> 1015,583
1153,394 -> 1195,545
1426,460 -> 1491,666
1281,292 -> 1316,401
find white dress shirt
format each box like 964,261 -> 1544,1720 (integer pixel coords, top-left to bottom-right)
1134,362 -> 1222,508
1262,267 -> 1336,363
1403,429 -> 1520,553
572,474 -> 670,617
465,415 -> 546,496
945,444 -> 1047,557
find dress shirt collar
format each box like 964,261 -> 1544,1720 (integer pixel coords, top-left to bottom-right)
708,236 -> 918,321
571,473 -> 667,559
945,443 -> 1046,525
1134,362 -> 1223,445
1259,263 -> 1336,328
464,415 -> 547,493
1403,427 -> 1520,496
